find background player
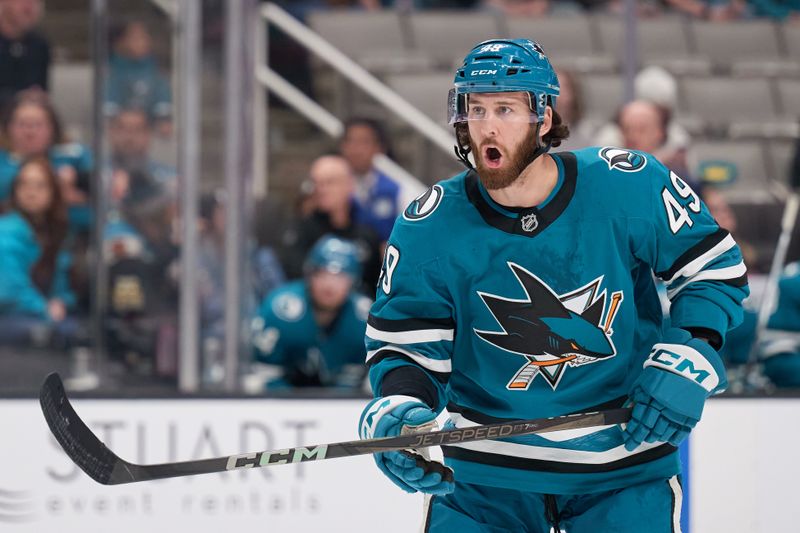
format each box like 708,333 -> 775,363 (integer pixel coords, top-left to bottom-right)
359,39 -> 748,532
252,235 -> 371,390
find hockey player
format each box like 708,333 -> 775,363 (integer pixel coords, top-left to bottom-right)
252,235 -> 371,390
759,262 -> 800,388
358,39 -> 748,532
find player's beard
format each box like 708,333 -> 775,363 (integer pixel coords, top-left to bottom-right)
472,125 -> 540,191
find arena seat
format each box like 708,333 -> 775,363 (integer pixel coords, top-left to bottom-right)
691,20 -> 798,76
680,77 -> 794,138
594,14 -> 710,76
765,139 -> 798,188
307,10 -> 421,72
776,78 -> 800,119
577,73 -> 624,131
689,140 -> 774,203
407,11 -> 505,69
506,15 -> 615,74
784,24 -> 800,60
50,62 -> 93,142
384,71 -> 453,127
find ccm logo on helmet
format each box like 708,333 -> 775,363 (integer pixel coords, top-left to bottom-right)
471,69 -> 498,76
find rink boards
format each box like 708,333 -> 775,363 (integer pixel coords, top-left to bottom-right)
1,397 -> 798,533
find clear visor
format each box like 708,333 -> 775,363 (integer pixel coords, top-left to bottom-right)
447,86 -> 542,126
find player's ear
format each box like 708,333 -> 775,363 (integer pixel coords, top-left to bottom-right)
538,107 -> 553,139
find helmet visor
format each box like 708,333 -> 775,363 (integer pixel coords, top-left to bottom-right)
448,86 -> 542,126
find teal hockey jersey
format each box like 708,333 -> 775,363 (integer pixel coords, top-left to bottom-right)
365,147 -> 748,494
253,280 -> 372,389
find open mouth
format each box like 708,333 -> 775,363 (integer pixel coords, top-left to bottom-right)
484,146 -> 503,168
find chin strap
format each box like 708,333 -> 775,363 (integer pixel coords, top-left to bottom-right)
530,121 -> 551,162
454,143 -> 474,169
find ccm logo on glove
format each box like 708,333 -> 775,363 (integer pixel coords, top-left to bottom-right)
644,343 -> 720,392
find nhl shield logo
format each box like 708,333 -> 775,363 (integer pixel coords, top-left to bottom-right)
520,213 -> 538,232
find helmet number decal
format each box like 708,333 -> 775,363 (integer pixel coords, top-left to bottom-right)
379,245 -> 400,295
478,43 -> 505,53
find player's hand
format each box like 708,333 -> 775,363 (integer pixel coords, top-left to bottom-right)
359,395 -> 454,495
623,328 -> 727,451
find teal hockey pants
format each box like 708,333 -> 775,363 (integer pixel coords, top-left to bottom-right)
423,475 -> 683,533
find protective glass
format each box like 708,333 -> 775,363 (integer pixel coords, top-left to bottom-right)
447,86 -> 541,126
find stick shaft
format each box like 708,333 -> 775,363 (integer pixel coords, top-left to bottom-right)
223,408 -> 631,471
40,372 -> 630,485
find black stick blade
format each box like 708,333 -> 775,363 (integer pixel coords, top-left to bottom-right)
39,373 -> 122,485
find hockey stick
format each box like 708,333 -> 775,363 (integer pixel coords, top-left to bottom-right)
40,372 -> 631,486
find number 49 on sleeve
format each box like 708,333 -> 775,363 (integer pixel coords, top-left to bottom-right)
661,171 -> 701,234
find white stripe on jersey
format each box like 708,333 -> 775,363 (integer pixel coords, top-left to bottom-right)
760,335 -> 800,358
366,324 -> 454,344
445,435 -> 663,464
667,261 -> 746,299
446,412 -> 662,464
669,475 -> 683,532
366,345 -> 452,373
449,411 -> 615,443
666,234 -> 737,284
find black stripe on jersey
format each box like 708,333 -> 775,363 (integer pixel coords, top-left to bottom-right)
657,228 -> 729,281
381,365 -> 441,410
367,349 -> 450,383
368,314 -> 455,332
724,273 -> 749,287
446,396 -> 627,425
442,442 -> 676,474
464,152 -> 577,238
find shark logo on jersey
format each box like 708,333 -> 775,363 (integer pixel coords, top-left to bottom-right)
475,263 -> 624,390
599,147 -> 647,173
403,185 -> 444,221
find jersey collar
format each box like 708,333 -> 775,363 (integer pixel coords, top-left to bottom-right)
464,152 -> 577,237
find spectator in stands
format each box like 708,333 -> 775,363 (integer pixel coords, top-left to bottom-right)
0,0 -> 49,112
552,67 -> 592,152
0,91 -> 92,233
748,0 -> 800,20
105,20 -> 172,134
252,235 -> 370,390
104,179 -> 176,269
103,179 -> 179,377
0,156 -> 77,348
197,189 -> 286,343
618,99 -> 691,178
482,0 -> 552,16
280,154 -> 382,291
663,0 -> 747,20
595,66 -> 690,159
339,117 -> 400,243
108,108 -> 176,206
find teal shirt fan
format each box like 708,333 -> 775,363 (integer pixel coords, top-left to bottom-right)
365,146 -> 748,495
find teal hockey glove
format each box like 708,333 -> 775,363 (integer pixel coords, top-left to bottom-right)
623,328 -> 727,451
358,395 -> 454,495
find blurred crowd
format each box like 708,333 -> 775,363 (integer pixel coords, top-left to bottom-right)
0,0 -> 798,395
279,0 -> 800,20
